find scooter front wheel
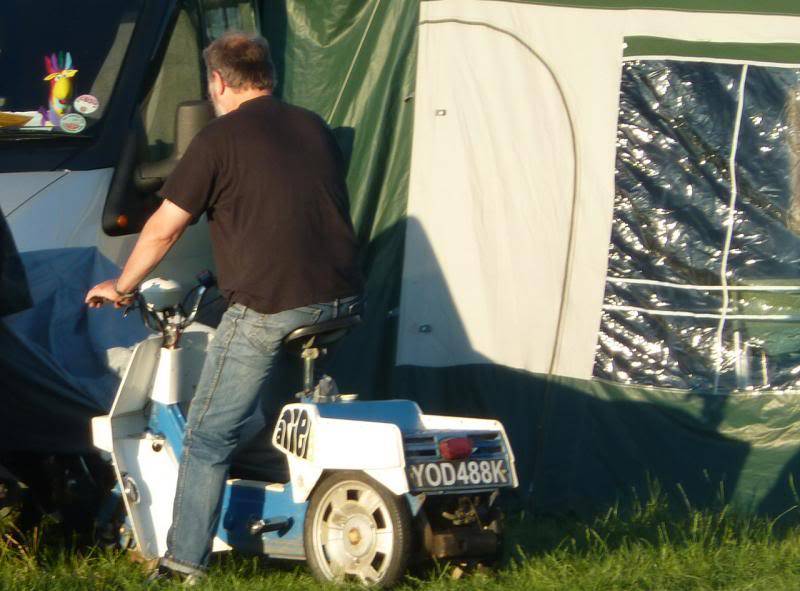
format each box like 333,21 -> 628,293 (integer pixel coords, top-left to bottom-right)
304,470 -> 411,587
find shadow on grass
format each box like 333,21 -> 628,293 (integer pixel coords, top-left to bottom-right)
502,476 -> 800,564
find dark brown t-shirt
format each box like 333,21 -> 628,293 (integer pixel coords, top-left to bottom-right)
158,95 -> 363,314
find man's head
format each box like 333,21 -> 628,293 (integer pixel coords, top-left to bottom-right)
203,32 -> 276,116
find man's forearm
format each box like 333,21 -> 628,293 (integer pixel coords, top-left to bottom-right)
85,200 -> 192,307
116,216 -> 185,293
113,199 -> 193,294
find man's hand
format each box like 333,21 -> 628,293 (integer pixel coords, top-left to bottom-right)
85,279 -> 133,309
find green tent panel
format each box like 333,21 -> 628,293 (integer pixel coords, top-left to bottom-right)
490,0 -> 800,16
625,37 -> 800,63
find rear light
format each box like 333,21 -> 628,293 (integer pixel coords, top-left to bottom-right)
439,437 -> 473,460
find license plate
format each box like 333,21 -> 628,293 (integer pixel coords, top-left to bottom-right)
407,459 -> 510,490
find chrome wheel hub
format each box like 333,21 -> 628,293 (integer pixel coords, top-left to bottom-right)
311,480 -> 395,584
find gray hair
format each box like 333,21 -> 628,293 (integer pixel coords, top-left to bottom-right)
202,31 -> 277,92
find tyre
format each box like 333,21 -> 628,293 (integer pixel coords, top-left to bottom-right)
304,470 -> 412,587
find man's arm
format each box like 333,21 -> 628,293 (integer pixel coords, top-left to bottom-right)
85,199 -> 193,308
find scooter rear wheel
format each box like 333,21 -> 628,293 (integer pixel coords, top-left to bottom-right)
304,470 -> 411,587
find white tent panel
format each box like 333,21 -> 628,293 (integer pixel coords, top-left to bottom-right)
398,18 -> 578,371
398,0 -> 800,379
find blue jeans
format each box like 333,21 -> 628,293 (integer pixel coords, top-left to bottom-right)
161,296 -> 360,575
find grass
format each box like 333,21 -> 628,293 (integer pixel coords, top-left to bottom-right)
3,483 -> 800,591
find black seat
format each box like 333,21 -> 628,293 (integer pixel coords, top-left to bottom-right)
283,315 -> 361,353
282,315 -> 361,396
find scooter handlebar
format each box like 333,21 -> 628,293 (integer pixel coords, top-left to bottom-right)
127,271 -> 216,335
127,293 -> 166,332
196,269 -> 215,289
181,286 -> 207,327
179,270 -> 216,328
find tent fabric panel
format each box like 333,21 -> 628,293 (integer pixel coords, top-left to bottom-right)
0,210 -> 31,317
396,364 -> 800,515
398,19 -> 578,373
0,322 -> 99,453
259,1 -> 419,397
4,248 -> 149,410
625,36 -> 800,63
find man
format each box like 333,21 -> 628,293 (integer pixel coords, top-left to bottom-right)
85,32 -> 363,581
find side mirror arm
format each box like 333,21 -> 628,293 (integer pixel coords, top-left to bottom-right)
133,158 -> 176,193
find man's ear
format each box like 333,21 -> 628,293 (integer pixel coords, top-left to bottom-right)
212,70 -> 227,95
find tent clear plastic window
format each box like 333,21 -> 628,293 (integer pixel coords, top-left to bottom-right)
595,60 -> 800,392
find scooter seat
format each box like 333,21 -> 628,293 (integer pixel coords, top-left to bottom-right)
283,315 -> 361,353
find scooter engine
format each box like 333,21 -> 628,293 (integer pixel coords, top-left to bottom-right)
418,492 -> 503,561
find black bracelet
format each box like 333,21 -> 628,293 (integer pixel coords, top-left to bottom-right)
114,280 -> 138,299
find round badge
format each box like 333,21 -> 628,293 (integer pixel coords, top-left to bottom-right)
73,94 -> 99,115
60,113 -> 87,134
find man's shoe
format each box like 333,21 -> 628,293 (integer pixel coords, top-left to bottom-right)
146,564 -> 174,584
146,564 -> 205,586
182,572 -> 204,587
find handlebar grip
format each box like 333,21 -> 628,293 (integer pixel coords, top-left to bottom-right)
196,269 -> 216,288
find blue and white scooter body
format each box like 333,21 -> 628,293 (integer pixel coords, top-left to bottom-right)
91,277 -> 518,582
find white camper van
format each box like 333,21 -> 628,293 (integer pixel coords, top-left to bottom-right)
0,0 -> 260,285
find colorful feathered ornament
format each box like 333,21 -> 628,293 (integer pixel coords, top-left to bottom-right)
43,51 -> 78,125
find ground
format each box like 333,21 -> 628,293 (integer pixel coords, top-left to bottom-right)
3,486 -> 800,590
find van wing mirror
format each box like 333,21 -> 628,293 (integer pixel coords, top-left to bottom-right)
134,100 -> 214,193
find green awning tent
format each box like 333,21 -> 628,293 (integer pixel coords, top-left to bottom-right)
257,0 -> 800,515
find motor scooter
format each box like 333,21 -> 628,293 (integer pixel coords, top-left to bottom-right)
91,272 -> 518,586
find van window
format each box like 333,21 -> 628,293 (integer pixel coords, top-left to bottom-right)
202,1 -> 259,41
141,9 -> 204,161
